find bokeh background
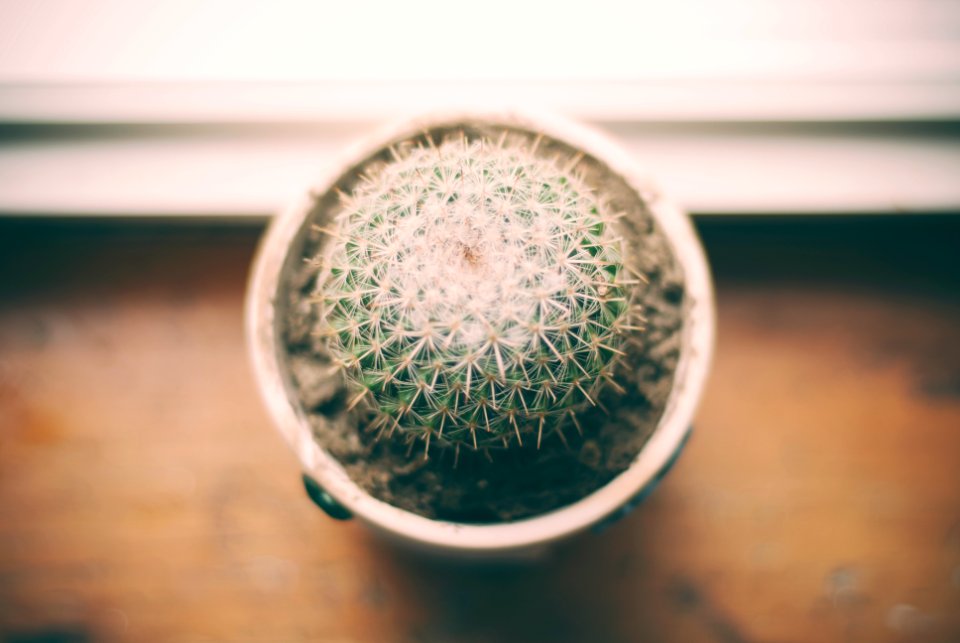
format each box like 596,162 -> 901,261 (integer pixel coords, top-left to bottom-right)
0,1 -> 958,642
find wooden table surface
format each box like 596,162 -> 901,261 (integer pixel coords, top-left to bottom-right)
0,216 -> 958,643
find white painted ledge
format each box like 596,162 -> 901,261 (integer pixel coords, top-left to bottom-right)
1,117 -> 958,217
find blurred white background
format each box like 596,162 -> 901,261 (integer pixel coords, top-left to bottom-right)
0,0 -> 958,216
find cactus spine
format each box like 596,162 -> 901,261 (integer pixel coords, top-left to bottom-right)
311,132 -> 643,454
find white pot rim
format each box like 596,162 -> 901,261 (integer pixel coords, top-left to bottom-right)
246,109 -> 715,555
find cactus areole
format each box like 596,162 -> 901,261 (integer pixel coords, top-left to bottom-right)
315,134 -> 640,454
272,116 -> 697,524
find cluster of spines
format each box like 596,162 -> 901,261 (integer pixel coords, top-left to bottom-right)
308,132 -> 645,457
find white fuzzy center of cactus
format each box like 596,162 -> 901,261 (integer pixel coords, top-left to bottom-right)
315,136 -> 634,450
391,182 -> 571,348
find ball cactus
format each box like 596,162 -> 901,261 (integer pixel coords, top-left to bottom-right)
309,132 -> 645,455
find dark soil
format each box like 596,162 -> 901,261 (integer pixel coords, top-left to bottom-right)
277,122 -> 686,522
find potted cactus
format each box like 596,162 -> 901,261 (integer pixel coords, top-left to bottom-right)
246,111 -> 714,557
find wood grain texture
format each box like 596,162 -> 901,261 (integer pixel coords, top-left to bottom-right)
0,217 -> 958,643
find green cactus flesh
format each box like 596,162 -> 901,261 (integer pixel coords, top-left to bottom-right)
311,134 -> 642,452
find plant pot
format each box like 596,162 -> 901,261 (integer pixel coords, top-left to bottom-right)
245,110 -> 715,559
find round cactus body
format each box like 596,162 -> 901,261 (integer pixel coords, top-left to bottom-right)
312,133 -> 642,453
